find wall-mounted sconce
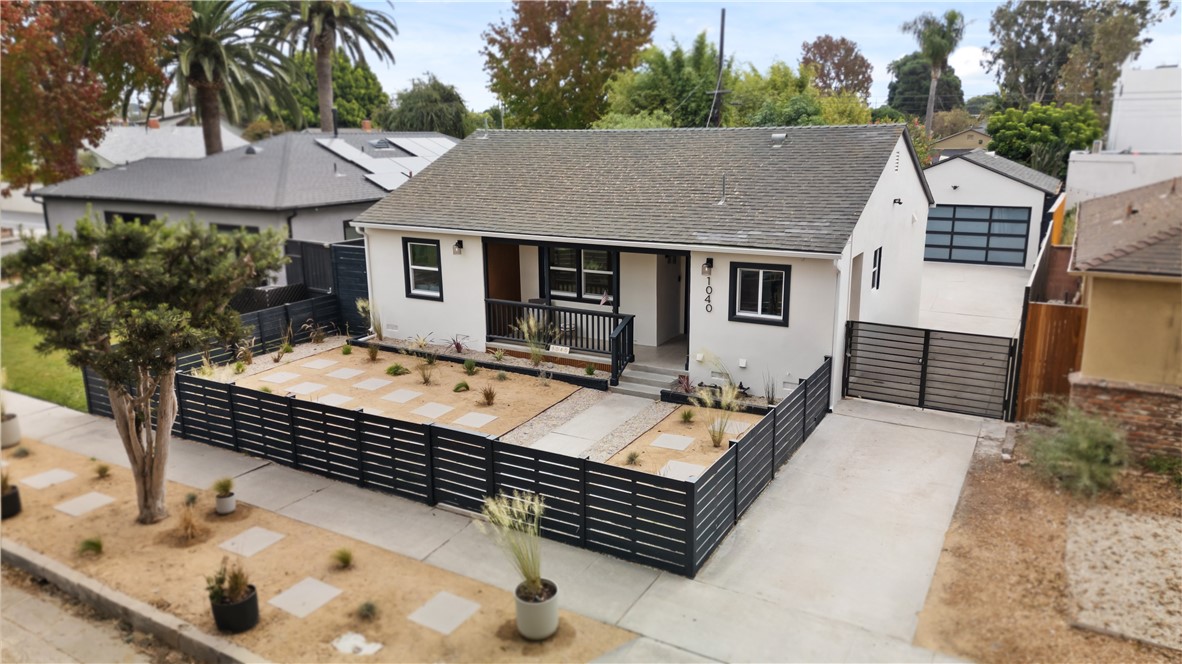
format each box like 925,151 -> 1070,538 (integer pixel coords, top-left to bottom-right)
892,198 -> 903,205
452,240 -> 464,255
951,185 -> 959,190
701,257 -> 714,276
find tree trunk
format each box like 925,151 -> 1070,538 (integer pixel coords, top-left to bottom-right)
196,83 -> 224,155
108,370 -> 177,524
316,32 -> 336,133
924,70 -> 939,138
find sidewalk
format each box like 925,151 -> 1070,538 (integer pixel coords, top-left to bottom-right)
3,390 -> 980,663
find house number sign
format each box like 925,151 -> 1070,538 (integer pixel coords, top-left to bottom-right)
704,276 -> 713,313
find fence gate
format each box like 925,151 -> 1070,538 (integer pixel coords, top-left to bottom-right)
843,321 -> 1015,419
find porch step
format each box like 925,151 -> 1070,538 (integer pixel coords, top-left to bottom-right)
623,363 -> 684,377
618,370 -> 677,389
610,382 -> 665,400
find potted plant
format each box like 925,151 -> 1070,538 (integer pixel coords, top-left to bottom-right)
206,557 -> 258,633
1,370 -> 20,449
481,491 -> 557,641
1,470 -> 20,520
212,477 -> 235,515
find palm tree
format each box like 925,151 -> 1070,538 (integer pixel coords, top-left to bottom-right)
264,0 -> 398,133
901,10 -> 965,137
171,1 -> 298,155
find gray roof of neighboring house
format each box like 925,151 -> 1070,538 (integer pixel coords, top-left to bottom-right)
1072,177 -> 1181,277
86,125 -> 248,165
35,131 -> 459,211
926,149 -> 1062,195
355,125 -> 932,254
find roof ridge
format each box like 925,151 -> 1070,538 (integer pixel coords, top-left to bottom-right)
478,124 -> 905,133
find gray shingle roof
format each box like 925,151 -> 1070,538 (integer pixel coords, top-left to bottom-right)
355,125 -> 929,254
1072,177 -> 1182,277
87,125 -> 248,164
927,149 -> 1062,194
35,131 -> 458,211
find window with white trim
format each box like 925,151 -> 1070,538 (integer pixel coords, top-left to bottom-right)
871,247 -> 882,289
729,262 -> 790,326
403,238 -> 443,300
545,247 -> 616,302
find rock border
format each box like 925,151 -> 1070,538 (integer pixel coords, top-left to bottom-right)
1,537 -> 268,664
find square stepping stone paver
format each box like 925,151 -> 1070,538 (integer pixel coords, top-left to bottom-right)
411,402 -> 454,420
261,371 -> 301,384
712,419 -> 750,436
20,468 -> 77,489
268,577 -> 342,618
362,408 -> 384,416
651,433 -> 695,451
318,393 -> 353,407
288,381 -> 326,395
408,591 -> 480,636
219,526 -> 286,558
327,368 -> 365,380
353,378 -> 392,391
54,491 -> 115,516
382,389 -> 422,404
660,460 -> 707,482
301,359 -> 338,370
452,412 -> 498,429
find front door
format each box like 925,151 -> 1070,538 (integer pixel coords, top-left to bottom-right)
486,242 -> 521,301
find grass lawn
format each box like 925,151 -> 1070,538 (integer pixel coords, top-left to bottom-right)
1,288 -> 87,411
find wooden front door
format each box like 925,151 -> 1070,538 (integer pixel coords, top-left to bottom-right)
485,242 -> 521,301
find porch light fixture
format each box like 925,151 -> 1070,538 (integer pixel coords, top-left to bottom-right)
452,240 -> 464,255
701,257 -> 714,276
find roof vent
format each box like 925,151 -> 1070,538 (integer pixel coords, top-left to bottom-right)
771,133 -> 786,148
717,174 -> 727,205
245,145 -> 262,155
475,129 -> 489,140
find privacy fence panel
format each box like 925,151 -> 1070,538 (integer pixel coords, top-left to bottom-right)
805,357 -> 833,436
734,413 -> 775,517
290,400 -> 362,484
492,443 -> 585,546
357,414 -> 431,503
332,242 -> 369,336
773,384 -> 806,467
430,426 -> 494,514
174,374 -> 235,450
82,367 -> 113,419
229,386 -> 295,465
584,464 -> 693,574
691,446 -> 737,573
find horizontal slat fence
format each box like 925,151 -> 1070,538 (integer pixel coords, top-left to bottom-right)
82,354 -> 835,577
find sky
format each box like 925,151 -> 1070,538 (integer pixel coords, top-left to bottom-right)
363,1 -> 1182,114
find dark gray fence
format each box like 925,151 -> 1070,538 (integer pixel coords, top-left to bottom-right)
332,242 -> 369,336
844,321 -> 1014,419
285,240 -> 335,291
82,355 -> 835,577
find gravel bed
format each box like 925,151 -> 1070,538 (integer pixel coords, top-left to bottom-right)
586,400 -> 677,463
501,388 -> 607,446
368,337 -> 607,379
188,335 -> 348,382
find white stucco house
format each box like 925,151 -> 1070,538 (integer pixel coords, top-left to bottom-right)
352,125 -> 933,402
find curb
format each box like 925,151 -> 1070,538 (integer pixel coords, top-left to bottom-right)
1,538 -> 269,664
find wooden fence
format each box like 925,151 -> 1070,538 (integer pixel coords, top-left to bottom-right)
82,356 -> 834,577
1014,302 -> 1087,421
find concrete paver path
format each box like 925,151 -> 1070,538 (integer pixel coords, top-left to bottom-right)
1,579 -> 149,663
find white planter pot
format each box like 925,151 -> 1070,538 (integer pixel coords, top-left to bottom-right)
515,579 -> 558,641
1,415 -> 20,449
215,493 -> 236,515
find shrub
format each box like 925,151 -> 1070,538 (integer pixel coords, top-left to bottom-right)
341,345 -> 353,356
423,352 -> 438,366
481,491 -> 546,599
626,451 -> 641,465
1142,455 -> 1182,488
491,348 -> 505,362
675,374 -> 693,393
12,446 -> 29,458
481,385 -> 497,406
449,335 -> 466,353
367,344 -> 379,362
386,363 -> 409,376
680,409 -> 695,425
301,318 -> 327,344
1029,402 -> 1129,497
235,337 -> 255,365
260,386 -> 273,394
78,537 -> 103,556
584,364 -> 596,376
207,557 -> 251,604
184,492 -> 198,507
454,381 -> 470,392
332,548 -> 353,569
495,371 -> 508,382
282,342 -> 294,354
212,477 -> 234,497
417,364 -> 435,386
463,359 -> 478,375
94,463 -> 110,480
174,504 -> 205,543
233,361 -> 246,374
357,601 -> 378,621
690,383 -> 740,448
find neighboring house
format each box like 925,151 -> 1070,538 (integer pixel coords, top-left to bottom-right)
82,124 -> 248,169
34,131 -> 458,246
1066,63 -> 1182,205
1068,177 -> 1181,458
918,150 -> 1064,337
930,127 -> 990,161
352,125 -> 933,401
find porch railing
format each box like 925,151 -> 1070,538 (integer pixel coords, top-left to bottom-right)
485,299 -> 635,384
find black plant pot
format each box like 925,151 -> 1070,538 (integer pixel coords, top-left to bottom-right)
210,585 -> 259,633
1,487 -> 21,520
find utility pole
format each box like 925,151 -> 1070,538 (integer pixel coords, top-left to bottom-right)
706,8 -> 730,128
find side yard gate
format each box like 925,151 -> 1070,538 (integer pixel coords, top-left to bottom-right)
843,321 -> 1015,419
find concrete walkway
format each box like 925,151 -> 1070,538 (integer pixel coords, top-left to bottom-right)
530,393 -> 652,457
1,580 -> 148,663
2,391 -> 985,663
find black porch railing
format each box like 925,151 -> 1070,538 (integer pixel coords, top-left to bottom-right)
485,299 -> 634,384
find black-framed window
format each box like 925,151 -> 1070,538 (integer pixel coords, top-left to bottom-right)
729,262 -> 790,326
213,223 -> 260,234
545,246 -> 616,302
871,247 -> 882,289
925,205 -> 1029,266
103,210 -> 155,225
403,237 -> 443,300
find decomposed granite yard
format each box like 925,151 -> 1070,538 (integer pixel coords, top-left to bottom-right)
1,440 -> 633,663
606,404 -> 764,477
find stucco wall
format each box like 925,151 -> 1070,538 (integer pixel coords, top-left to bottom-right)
366,228 -> 487,351
1080,276 -> 1182,386
1107,65 -> 1182,154
1065,153 -> 1182,206
924,157 -> 1047,270
931,130 -> 990,151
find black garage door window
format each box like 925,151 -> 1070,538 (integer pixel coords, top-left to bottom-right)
924,205 -> 1029,266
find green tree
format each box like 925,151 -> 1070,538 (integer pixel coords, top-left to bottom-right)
171,1 -> 297,155
965,94 -> 1001,116
799,35 -> 873,99
3,215 -> 285,523
604,33 -> 731,128
264,0 -> 398,134
285,50 -> 388,129
1056,4 -> 1152,126
987,103 -> 1103,178
819,93 -> 871,125
481,0 -> 656,129
886,52 -> 964,119
932,107 -> 976,138
749,95 -> 824,127
871,105 -> 906,123
730,61 -> 819,126
901,9 -> 966,136
377,73 -> 468,138
590,110 -> 673,129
